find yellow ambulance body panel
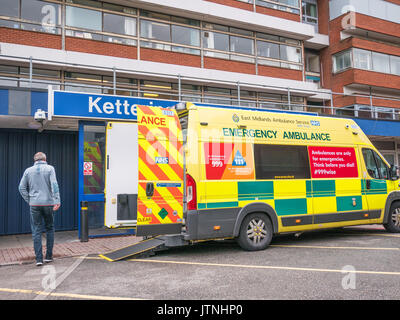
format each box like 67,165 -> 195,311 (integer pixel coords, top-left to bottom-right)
182,103 -> 400,249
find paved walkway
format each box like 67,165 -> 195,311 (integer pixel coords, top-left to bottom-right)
0,230 -> 142,266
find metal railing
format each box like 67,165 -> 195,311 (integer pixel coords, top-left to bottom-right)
1,54 -> 400,121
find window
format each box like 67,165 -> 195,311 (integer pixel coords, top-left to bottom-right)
305,50 -> 320,73
362,149 -> 380,179
254,144 -> 310,179
374,151 -> 390,180
230,35 -> 254,55
256,0 -> 300,14
353,48 -> 372,70
390,55 -> 400,76
0,0 -> 19,18
257,41 -> 280,60
302,0 -> 318,30
362,149 -> 389,180
103,13 -> 136,36
333,50 -> 352,73
372,52 -> 390,73
335,48 -> 400,76
171,25 -> 200,47
280,44 -> 301,63
140,19 -> 200,54
66,5 -> 101,31
203,31 -> 229,51
21,0 -> 61,27
140,19 -> 170,42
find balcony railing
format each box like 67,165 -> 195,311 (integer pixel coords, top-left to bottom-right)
1,54 -> 400,121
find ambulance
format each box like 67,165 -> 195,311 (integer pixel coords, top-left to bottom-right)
103,102 -> 400,255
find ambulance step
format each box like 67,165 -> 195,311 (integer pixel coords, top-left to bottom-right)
99,237 -> 166,262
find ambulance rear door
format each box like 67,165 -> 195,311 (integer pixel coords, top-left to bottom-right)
104,121 -> 138,228
136,105 -> 184,236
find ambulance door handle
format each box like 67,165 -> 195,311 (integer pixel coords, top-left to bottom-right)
146,182 -> 154,197
366,180 -> 371,189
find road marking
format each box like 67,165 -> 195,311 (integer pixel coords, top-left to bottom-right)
0,287 -> 143,300
128,258 -> 400,276
329,232 -> 400,238
270,244 -> 400,251
35,255 -> 87,300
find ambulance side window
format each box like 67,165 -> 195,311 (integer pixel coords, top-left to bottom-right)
362,149 -> 389,180
254,144 -> 310,180
178,113 -> 188,144
374,151 -> 390,180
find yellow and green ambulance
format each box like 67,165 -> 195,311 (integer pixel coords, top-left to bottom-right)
181,103 -> 400,251
104,102 -> 400,253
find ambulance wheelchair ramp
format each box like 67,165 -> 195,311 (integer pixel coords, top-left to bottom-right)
99,237 -> 166,262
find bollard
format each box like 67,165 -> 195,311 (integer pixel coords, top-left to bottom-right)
80,201 -> 89,242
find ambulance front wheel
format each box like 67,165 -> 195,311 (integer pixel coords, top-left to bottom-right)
384,202 -> 400,233
236,213 -> 273,251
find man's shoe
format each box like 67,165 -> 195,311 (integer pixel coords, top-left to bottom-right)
36,261 -> 43,267
44,258 -> 53,263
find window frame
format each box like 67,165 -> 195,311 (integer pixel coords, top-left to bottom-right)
254,144 -> 311,180
333,49 -> 352,73
362,148 -> 390,180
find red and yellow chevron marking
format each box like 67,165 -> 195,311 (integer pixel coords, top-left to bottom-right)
137,105 -> 184,227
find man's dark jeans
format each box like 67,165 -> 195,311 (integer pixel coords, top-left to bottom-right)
30,206 -> 54,263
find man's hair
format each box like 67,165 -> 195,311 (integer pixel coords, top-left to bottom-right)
34,152 -> 46,162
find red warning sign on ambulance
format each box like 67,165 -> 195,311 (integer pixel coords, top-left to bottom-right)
308,146 -> 358,178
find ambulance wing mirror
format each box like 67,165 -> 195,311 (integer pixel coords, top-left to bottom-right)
390,164 -> 399,181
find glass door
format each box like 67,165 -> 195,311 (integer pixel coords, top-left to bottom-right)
78,121 -> 133,238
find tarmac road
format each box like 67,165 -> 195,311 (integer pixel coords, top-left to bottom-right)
0,226 -> 399,303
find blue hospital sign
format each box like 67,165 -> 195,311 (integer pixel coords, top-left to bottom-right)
49,90 -> 180,120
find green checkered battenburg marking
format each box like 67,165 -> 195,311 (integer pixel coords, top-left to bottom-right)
274,198 -> 308,216
311,180 -> 336,197
336,196 -> 362,212
198,179 -> 388,215
238,181 -> 273,201
361,179 -> 387,195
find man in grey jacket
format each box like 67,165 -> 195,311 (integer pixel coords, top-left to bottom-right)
19,152 -> 61,266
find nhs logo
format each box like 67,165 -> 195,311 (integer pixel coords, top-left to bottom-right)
311,120 -> 320,126
155,157 -> 169,164
51,90 -> 179,120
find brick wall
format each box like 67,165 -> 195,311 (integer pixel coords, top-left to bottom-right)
333,94 -> 400,110
384,0 -> 400,6
320,11 -> 400,97
332,69 -> 400,108
317,0 -> 329,35
255,6 -> 300,22
204,57 -> 256,74
140,48 -> 201,68
0,28 -> 61,50
205,0 -> 253,11
204,0 -> 300,22
258,64 -> 303,80
65,37 -> 137,59
330,37 -> 400,57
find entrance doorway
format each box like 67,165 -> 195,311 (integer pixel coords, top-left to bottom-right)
78,121 -> 134,238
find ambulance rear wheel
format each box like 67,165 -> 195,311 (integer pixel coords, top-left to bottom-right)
236,213 -> 273,251
384,202 -> 400,233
